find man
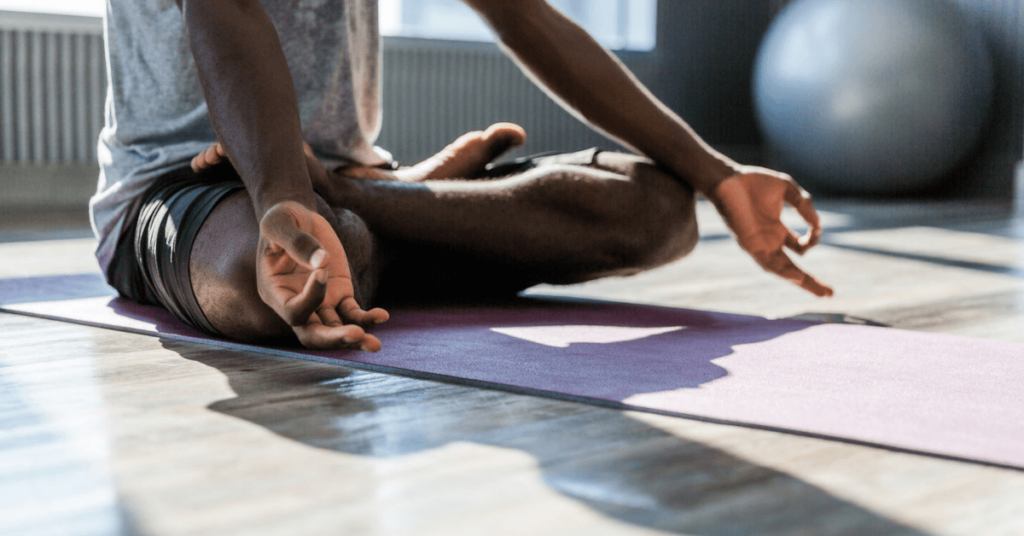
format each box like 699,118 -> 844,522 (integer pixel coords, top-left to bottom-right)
91,0 -> 832,352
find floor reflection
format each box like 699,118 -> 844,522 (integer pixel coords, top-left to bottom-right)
172,340 -> 926,535
0,360 -> 139,536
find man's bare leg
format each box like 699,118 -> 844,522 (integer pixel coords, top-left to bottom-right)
192,123 -> 529,184
188,183 -> 381,345
185,124 -> 532,342
324,151 -> 699,302
188,126 -> 697,340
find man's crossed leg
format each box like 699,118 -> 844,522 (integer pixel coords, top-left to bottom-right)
187,124 -> 697,348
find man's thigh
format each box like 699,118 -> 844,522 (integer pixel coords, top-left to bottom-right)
373,149 -> 696,305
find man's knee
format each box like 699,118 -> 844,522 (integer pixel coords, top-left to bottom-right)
195,251 -> 292,344
323,199 -> 380,307
190,192 -> 292,343
189,191 -> 381,344
597,159 -> 699,271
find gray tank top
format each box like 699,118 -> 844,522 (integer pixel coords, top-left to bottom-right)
91,0 -> 386,273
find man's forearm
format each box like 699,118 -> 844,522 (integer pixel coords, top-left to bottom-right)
467,0 -> 738,195
178,0 -> 314,217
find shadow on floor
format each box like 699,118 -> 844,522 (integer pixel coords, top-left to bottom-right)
166,338 -> 927,536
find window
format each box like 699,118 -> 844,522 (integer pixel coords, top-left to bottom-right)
0,0 -> 658,52
0,0 -> 103,18
380,0 -> 658,51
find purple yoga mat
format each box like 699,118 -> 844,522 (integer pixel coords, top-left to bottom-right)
2,273 -> 1022,469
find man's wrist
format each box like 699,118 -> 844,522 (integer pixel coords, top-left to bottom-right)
252,183 -> 318,221
673,152 -> 739,197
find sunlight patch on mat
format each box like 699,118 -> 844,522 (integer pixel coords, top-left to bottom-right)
7,297 -> 162,333
490,325 -> 684,348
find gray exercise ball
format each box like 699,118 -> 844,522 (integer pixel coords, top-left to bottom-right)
753,0 -> 994,195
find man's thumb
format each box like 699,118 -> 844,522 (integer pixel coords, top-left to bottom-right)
261,204 -> 329,268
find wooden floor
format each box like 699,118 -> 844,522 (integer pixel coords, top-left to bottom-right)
2,200 -> 1023,536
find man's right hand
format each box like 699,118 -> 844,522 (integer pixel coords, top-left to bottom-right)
256,201 -> 389,350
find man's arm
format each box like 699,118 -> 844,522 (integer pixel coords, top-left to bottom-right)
175,0 -> 387,348
462,0 -> 733,194
462,0 -> 833,296
176,0 -> 313,215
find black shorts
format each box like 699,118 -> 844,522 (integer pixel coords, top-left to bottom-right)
103,148 -> 600,335
478,147 -> 600,178
105,165 -> 243,336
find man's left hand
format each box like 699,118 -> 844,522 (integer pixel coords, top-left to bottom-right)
708,167 -> 834,297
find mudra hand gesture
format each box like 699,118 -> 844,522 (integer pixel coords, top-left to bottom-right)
708,167 -> 834,297
257,201 -> 389,350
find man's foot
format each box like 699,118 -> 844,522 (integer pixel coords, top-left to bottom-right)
393,122 -> 527,182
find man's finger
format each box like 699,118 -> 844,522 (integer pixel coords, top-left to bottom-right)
318,306 -> 344,327
759,250 -> 834,298
338,297 -> 390,327
281,269 -> 328,326
367,307 -> 390,324
295,323 -> 381,352
789,269 -> 833,297
358,333 -> 383,353
203,145 -> 220,166
783,181 -> 824,251
783,229 -> 804,254
295,322 -> 370,350
786,226 -> 821,255
784,182 -> 822,229
802,275 -> 834,298
799,225 -> 823,250
260,207 -> 329,269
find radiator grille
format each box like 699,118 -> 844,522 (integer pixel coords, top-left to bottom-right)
0,11 -> 656,169
378,39 -> 657,164
0,11 -> 106,165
